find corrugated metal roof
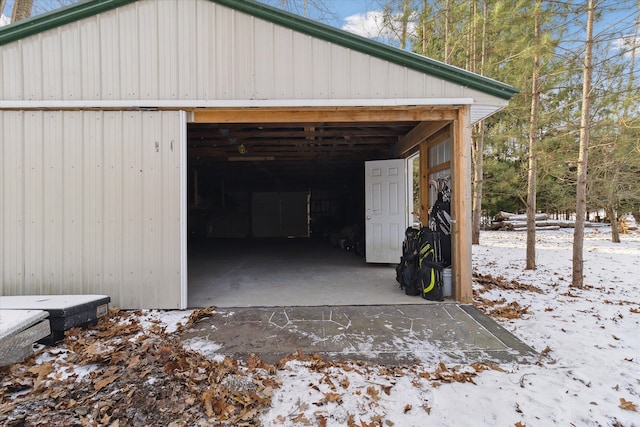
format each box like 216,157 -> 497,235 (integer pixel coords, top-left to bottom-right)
0,0 -> 518,100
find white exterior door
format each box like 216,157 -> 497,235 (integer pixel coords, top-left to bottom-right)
365,159 -> 408,263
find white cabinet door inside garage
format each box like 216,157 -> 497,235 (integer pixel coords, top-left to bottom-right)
365,159 -> 408,263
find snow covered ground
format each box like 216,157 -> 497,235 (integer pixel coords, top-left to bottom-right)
2,227 -> 638,426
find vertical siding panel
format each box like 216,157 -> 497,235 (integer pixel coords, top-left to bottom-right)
0,113 -> 4,291
21,38 -> 43,100
141,112 -> 162,306
121,112 -> 144,308
0,112 -> 4,290
0,112 -> 25,294
42,113 -> 64,293
253,19 -> 275,99
160,112 -> 182,308
83,112 -> 105,293
195,1 -> 214,99
2,44 -> 23,100
233,13 -> 253,98
0,50 -> 3,99
421,73 -> 440,97
214,5 -> 233,98
387,63 -> 407,98
368,58 -> 388,98
80,18 -> 101,99
60,24 -> 82,100
99,12 -> 121,100
177,2 -> 197,99
349,52 -> 369,99
157,0 -> 178,99
63,112 -> 84,292
102,111 -> 124,302
330,44 -> 349,97
272,27 -> 293,98
292,34 -> 313,98
40,31 -> 62,100
118,6 -> 140,99
311,39 -> 331,98
138,0 -> 159,100
24,111 -> 44,292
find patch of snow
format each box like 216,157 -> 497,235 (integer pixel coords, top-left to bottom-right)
136,309 -> 194,334
182,336 -> 224,360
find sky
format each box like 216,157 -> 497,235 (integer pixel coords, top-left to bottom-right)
0,0 -> 386,36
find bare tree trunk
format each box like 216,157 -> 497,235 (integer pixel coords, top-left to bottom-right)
472,124 -> 484,244
606,206 -> 621,243
472,1 -> 487,245
422,0 -> 428,55
526,2 -> 541,270
0,0 -> 7,19
572,0 -> 596,288
399,0 -> 411,50
11,0 -> 33,22
444,0 -> 451,64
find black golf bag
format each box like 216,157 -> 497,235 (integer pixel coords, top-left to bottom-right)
416,228 -> 444,301
396,226 -> 445,300
396,227 -> 421,296
429,179 -> 452,268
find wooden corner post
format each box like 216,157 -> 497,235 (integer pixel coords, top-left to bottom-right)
452,106 -> 473,303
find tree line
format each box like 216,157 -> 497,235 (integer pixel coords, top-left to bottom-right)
376,0 -> 639,232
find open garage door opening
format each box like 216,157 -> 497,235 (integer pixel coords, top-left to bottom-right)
185,117 -> 430,308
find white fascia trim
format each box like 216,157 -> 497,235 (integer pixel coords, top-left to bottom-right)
0,98 -> 476,109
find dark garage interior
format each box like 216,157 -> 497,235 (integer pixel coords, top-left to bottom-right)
186,120 -> 426,307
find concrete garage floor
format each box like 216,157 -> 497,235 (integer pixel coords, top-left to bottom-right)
187,238 -> 428,308
181,304 -> 537,365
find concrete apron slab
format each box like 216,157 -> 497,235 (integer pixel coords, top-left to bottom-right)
180,304 -> 537,366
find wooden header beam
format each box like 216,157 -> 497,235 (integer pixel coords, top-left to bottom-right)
395,120 -> 450,156
192,106 -> 459,124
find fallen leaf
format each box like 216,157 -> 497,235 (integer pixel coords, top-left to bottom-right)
324,392 -> 343,403
619,398 -> 637,411
366,386 -> 380,401
291,413 -> 312,425
28,362 -> 55,378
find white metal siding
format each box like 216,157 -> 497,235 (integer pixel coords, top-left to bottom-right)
0,110 -> 183,309
0,0 -> 505,108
